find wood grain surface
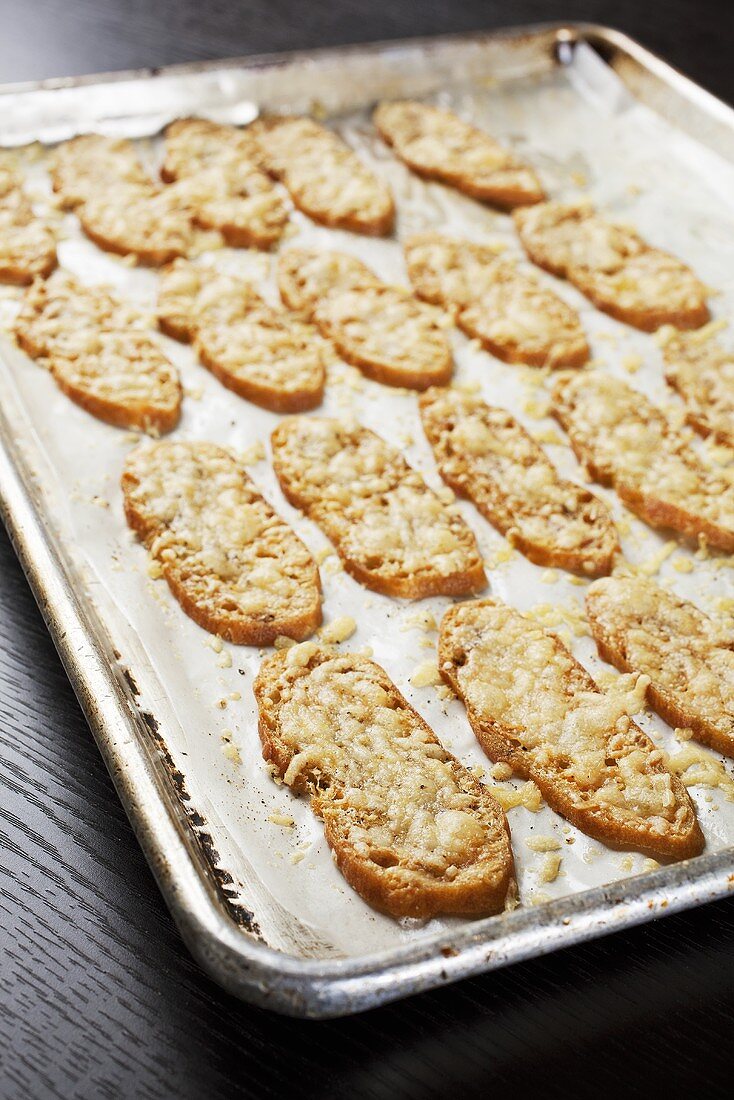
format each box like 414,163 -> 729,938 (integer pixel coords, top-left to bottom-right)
1,2 -> 733,1097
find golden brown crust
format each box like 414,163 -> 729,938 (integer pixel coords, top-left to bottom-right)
404,232 -> 589,369
122,441 -> 322,646
160,118 -> 289,250
0,166 -> 57,285
439,598 -> 704,862
271,415 -> 486,599
419,387 -> 619,575
373,100 -> 544,209
277,247 -> 452,390
254,645 -> 514,918
514,202 -> 709,332
551,372 -> 734,552
250,116 -> 395,236
661,327 -> 734,447
15,272 -> 181,434
586,576 -> 734,759
156,259 -> 326,412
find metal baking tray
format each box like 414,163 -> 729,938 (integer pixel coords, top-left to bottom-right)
1,22 -> 733,1018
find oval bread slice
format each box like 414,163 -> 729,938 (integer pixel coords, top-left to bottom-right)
271,416 -> 486,599
586,575 -> 734,759
250,116 -> 395,236
514,202 -> 709,331
122,441 -> 322,646
161,118 -> 289,249
79,182 -> 195,266
373,100 -> 544,208
254,644 -> 515,918
157,259 -> 326,412
551,372 -> 734,552
419,388 -> 619,575
15,272 -> 181,434
0,166 -> 57,285
661,327 -> 734,448
278,247 -> 452,390
439,598 -> 703,861
404,232 -> 589,368
50,134 -> 152,209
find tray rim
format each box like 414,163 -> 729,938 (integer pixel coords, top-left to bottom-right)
1,19 -> 733,1018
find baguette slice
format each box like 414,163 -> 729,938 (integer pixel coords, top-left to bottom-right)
404,232 -> 589,368
277,248 -> 379,317
15,272 -> 181,434
419,388 -> 618,575
278,247 -> 452,390
661,327 -> 734,447
79,181 -> 195,266
439,598 -> 703,861
50,134 -> 152,209
122,441 -> 322,646
514,202 -> 709,331
0,166 -> 57,284
587,576 -> 734,759
250,116 -> 395,236
254,644 -> 514,918
157,259 -> 326,411
160,119 -> 289,249
552,372 -> 734,551
374,100 -> 544,208
271,415 -> 486,599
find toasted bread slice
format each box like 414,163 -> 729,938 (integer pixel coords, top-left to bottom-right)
157,259 -> 326,411
404,232 -> 589,368
271,415 -> 486,598
160,119 -> 289,249
277,248 -> 379,317
0,166 -> 56,285
551,372 -> 734,552
661,327 -> 734,447
50,134 -> 152,209
420,388 -> 618,575
250,116 -> 395,235
254,644 -> 514,918
78,182 -> 195,266
439,598 -> 703,861
122,441 -> 322,645
514,202 -> 709,331
587,576 -> 734,759
15,272 -> 181,434
373,100 -> 544,209
278,246 -> 452,390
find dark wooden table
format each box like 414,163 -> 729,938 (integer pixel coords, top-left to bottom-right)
2,3 -> 733,1097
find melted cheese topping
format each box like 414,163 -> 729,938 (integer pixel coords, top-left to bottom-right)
445,600 -> 689,826
157,258 -> 264,340
252,116 -> 394,232
374,100 -> 543,204
15,272 -> 180,429
587,576 -> 734,744
420,389 -> 617,570
515,202 -> 707,327
50,134 -> 151,208
271,416 -> 484,588
162,119 -> 288,247
553,373 -> 734,540
79,182 -> 195,263
262,648 -> 505,877
314,283 -> 451,385
124,441 -> 319,623
277,248 -> 378,316
663,332 -> 734,447
0,166 -> 56,283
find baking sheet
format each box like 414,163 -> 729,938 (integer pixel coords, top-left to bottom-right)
0,30 -> 733,981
